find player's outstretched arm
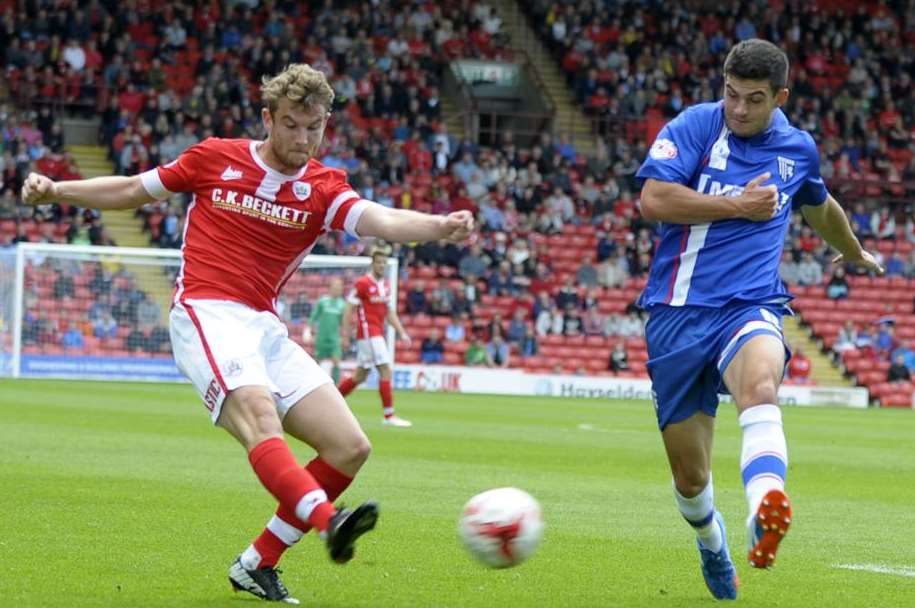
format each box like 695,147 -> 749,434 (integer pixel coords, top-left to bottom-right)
356,206 -> 473,243
801,194 -> 884,275
640,174 -> 778,224
21,172 -> 158,210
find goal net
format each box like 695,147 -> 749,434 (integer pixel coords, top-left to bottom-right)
3,243 -> 398,382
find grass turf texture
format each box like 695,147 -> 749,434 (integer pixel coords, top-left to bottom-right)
1,379 -> 914,607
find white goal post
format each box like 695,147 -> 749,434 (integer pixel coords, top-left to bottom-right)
1,243 -> 398,382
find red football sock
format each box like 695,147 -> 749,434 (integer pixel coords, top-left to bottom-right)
275,457 -> 354,534
248,437 -> 334,533
251,528 -> 290,569
250,458 -> 355,567
379,378 -> 394,417
307,456 -> 355,501
337,376 -> 357,397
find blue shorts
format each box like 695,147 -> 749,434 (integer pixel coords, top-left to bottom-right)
645,302 -> 791,430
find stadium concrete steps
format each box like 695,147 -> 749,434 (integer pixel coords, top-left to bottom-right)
62,118 -> 102,146
498,0 -> 595,155
782,316 -> 852,387
67,144 -> 176,321
441,96 -> 467,140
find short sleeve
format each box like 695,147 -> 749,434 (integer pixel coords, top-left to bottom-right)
637,105 -> 716,187
320,171 -> 378,237
792,133 -> 829,209
140,140 -> 208,199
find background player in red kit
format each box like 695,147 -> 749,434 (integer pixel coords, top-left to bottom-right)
21,63 -> 473,604
337,248 -> 413,427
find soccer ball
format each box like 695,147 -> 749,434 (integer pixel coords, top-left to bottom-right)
458,487 -> 544,568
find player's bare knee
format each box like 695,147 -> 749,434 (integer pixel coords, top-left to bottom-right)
323,433 -> 371,473
739,377 -> 779,408
671,463 -> 710,497
349,433 -> 372,468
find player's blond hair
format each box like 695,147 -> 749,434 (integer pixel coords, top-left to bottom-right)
369,244 -> 391,260
260,64 -> 335,114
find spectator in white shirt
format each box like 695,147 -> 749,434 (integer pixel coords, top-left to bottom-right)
618,311 -> 645,338
797,252 -> 823,286
605,313 -> 623,336
62,39 -> 86,71
483,8 -> 502,35
597,252 -> 628,288
832,321 -> 858,355
779,250 -> 800,286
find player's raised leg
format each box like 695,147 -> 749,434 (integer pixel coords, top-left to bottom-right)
219,386 -> 338,603
282,386 -> 377,563
662,413 -> 738,600
242,382 -> 375,570
722,333 -> 792,569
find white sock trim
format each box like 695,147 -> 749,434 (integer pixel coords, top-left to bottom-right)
739,403 -> 787,515
294,489 -> 328,523
673,478 -> 721,553
267,515 -> 305,546
240,545 -> 262,570
738,403 -> 782,428
673,477 -> 715,524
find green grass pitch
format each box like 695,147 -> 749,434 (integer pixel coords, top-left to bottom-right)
2,378 -> 914,607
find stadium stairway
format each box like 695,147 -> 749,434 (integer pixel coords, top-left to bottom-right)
440,95 -> 467,141
782,315 -> 851,387
67,144 -> 176,317
497,0 -> 595,155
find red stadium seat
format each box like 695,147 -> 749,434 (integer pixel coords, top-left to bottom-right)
881,393 -> 913,408
397,350 -> 420,364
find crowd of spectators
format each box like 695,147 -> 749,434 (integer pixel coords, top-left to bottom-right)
0,102 -> 120,247
832,315 -> 915,384
522,0 -> 915,194
2,1 -> 914,379
19,257 -> 171,357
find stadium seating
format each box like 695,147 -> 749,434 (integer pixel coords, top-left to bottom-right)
792,275 -> 915,406
3,1 -> 913,404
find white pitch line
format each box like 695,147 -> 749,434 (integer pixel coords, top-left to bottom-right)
834,563 -> 915,578
577,423 -> 607,432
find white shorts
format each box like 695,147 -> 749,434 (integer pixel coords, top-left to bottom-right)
169,299 -> 331,423
356,336 -> 391,368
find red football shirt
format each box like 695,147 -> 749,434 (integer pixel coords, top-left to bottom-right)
140,138 -> 373,313
347,274 -> 390,339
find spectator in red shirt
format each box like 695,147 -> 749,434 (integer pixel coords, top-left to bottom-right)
449,186 -> 478,215
118,83 -> 145,115
787,344 -> 812,383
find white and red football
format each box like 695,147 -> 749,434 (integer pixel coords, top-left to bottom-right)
458,487 -> 544,568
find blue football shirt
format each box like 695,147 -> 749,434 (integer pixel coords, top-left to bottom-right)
636,102 -> 828,309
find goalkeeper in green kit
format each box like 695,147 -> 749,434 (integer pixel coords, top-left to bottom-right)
304,277 -> 347,383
